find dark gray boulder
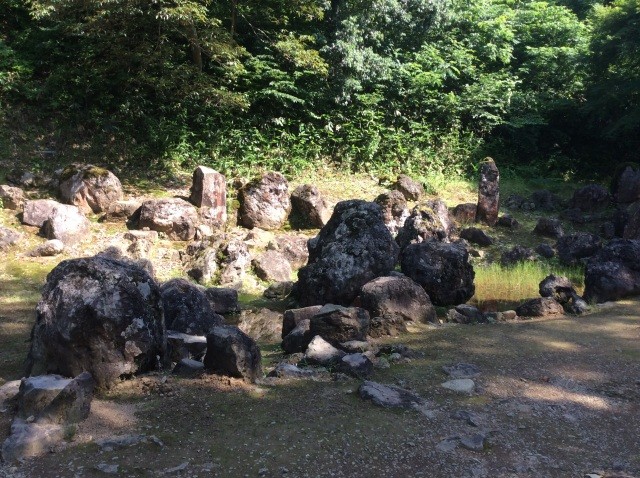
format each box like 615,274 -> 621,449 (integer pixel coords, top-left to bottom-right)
623,202 -> 640,240
160,278 -> 223,336
204,325 -> 262,382
556,232 -> 601,265
531,190 -> 563,211
583,239 -> 640,303
238,172 -> 291,230
501,245 -> 537,266
535,243 -> 555,259
568,184 -> 611,212
476,158 -> 499,226
281,319 -> 313,354
290,184 -> 331,229
204,287 -> 239,314
295,200 -> 399,306
539,275 -> 589,315
533,217 -> 564,238
359,275 -> 436,323
282,305 -> 323,339
497,215 -> 519,228
309,304 -> 370,345
58,164 -> 123,214
337,353 -> 374,379
26,256 -> 165,389
400,241 -> 475,306
459,227 -> 493,247
515,297 -> 564,318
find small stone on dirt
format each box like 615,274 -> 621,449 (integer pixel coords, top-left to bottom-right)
442,379 -> 475,394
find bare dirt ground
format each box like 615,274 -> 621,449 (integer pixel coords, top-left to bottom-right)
1,298 -> 639,478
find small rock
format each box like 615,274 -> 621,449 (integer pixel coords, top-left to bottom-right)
304,336 -> 345,365
435,437 -> 459,453
441,379 -> 475,394
95,463 -> 119,474
460,433 -> 486,452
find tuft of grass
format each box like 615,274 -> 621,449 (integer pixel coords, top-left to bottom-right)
473,261 -> 584,310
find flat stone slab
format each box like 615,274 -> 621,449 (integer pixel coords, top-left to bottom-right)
359,381 -> 433,417
441,378 -> 476,394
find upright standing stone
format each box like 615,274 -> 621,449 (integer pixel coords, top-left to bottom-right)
189,166 -> 227,225
238,172 -> 291,230
476,158 -> 500,226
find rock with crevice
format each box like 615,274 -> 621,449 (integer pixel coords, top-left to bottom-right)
26,256 -> 165,389
556,232 -> 601,265
295,200 -> 399,306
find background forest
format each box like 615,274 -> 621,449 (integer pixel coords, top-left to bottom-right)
0,0 -> 638,179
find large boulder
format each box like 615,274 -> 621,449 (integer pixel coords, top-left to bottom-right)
138,198 -> 200,241
309,304 -> 370,345
282,305 -> 323,339
583,239 -> 640,302
476,158 -> 500,226
189,166 -> 227,225
22,199 -> 62,227
25,256 -> 166,389
160,278 -> 223,336
41,204 -> 90,245
252,250 -> 292,282
611,164 -> 640,204
58,164 -> 123,214
568,184 -> 611,212
395,204 -> 449,250
204,288 -> 239,314
290,184 -> 331,229
539,275 -> 589,315
204,325 -> 262,382
295,200 -> 399,306
501,245 -> 537,266
238,172 -> 291,230
515,297 -> 564,318
400,241 -> 475,306
556,232 -> 601,265
359,275 -> 436,323
533,217 -> 564,238
0,185 -> 25,210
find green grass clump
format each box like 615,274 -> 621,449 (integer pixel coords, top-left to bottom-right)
473,261 -> 584,310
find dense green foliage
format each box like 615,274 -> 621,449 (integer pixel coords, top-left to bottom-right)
0,0 -> 638,177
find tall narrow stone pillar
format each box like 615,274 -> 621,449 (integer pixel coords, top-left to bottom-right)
476,158 -> 499,226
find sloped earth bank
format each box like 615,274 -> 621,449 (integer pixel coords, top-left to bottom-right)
1,300 -> 639,478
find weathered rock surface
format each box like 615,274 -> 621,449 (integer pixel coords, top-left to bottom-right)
99,200 -> 142,223
28,239 -> 65,257
290,184 -> 331,229
218,239 -> 252,286
476,158 -> 500,225
295,200 -> 399,306
452,203 -> 477,224
160,278 -> 223,336
533,217 -> 564,238
556,232 -> 601,265
623,203 -> 640,240
515,297 -> 564,317
238,172 -> 291,230
281,319 -> 313,354
374,190 -> 409,234
359,381 -> 428,410
309,304 -> 370,345
0,226 -> 21,250
22,199 -> 63,227
58,164 -> 123,213
166,331 -> 207,362
0,184 -> 25,210
535,243 -> 555,259
204,287 -> 239,314
138,198 -> 200,241
395,203 -> 450,250
447,304 -> 485,324
26,256 -> 165,389
583,239 -> 640,302
442,379 -> 475,394
172,358 -> 205,377
189,166 -> 227,225
401,241 -> 475,306
359,275 -> 436,323
268,235 -> 309,269
237,308 -> 282,342
497,215 -> 519,228
252,250 -> 292,282
204,325 -> 262,382
569,184 -> 611,212
337,353 -> 373,379
282,305 -> 323,339
393,174 -> 424,201
539,274 -> 589,315
42,204 -> 90,245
